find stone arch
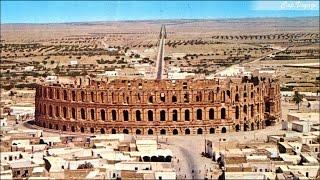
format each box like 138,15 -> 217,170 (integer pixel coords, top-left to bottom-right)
100,109 -> 106,121
111,129 -> 116,134
123,129 -> 129,134
81,108 -> 86,119
136,110 -> 141,121
136,129 -> 141,135
90,128 -> 95,133
63,90 -> 68,101
71,126 -> 75,132
100,128 -> 105,134
148,110 -> 153,121
251,122 -> 255,130
160,92 -> 165,102
172,95 -> 177,103
185,109 -> 190,121
63,125 -> 67,131
235,94 -> 239,102
55,124 -> 59,130
55,106 -> 60,117
81,91 -> 85,102
172,109 -> 178,121
100,92 -> 104,103
235,124 -> 240,132
221,108 -> 226,119
197,128 -> 203,134
63,107 -> 67,118
81,127 -> 85,133
72,108 -> 76,119
226,90 -> 231,98
43,104 -> 46,115
148,96 -> 153,103
208,91 -> 214,102
123,110 -> 129,121
49,124 -> 53,129
221,127 -> 227,133
173,129 -> 178,135
112,110 -> 117,121
210,128 -> 215,134
48,105 -> 53,117
72,91 -> 76,101
221,91 -> 225,102
243,105 -> 247,114
160,110 -> 166,121
209,108 -> 214,120
90,109 -> 95,120
148,129 -> 153,135
235,106 -> 240,119
43,122 -> 46,128
251,105 -> 254,117
91,92 -> 95,102
244,123 -> 248,131
185,129 -> 191,135
160,129 -> 166,135
56,89 -> 60,99
196,109 -> 202,120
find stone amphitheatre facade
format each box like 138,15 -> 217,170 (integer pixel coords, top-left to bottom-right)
35,76 -> 281,135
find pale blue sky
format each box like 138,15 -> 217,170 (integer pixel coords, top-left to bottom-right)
1,1 -> 319,23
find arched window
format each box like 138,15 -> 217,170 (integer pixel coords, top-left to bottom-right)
147,129 -> 153,135
81,108 -> 86,119
210,128 -> 215,134
123,129 -> 129,134
90,109 -> 95,120
148,110 -> 153,121
251,105 -> 254,117
63,125 -> 67,131
184,92 -> 189,103
100,109 -> 106,121
90,128 -> 94,133
209,108 -> 214,120
123,110 -> 129,121
185,109 -> 190,121
160,110 -> 166,121
149,96 -> 153,103
221,91 -> 225,102
81,91 -> 85,102
196,109 -> 202,120
208,91 -> 214,102
173,129 -> 178,135
100,128 -> 105,134
72,91 -> 76,101
49,124 -> 53,129
91,92 -> 95,102
221,108 -> 226,119
43,104 -> 46,115
185,129 -> 190,135
235,124 -> 240,132
172,110 -> 178,121
72,108 -> 76,119
221,127 -> 227,133
62,107 -> 67,118
226,90 -> 231,98
136,110 -> 141,121
235,94 -> 239,102
160,129 -> 166,135
48,105 -> 53,117
251,123 -> 255,130
63,90 -> 68,101
172,95 -> 177,103
243,105 -> 247,114
100,92 -> 104,103
55,106 -> 60,117
197,128 -> 203,134
235,106 -> 240,119
243,93 -> 247,98
251,92 -> 254,99
160,92 -> 165,102
112,110 -> 117,121
56,89 -> 60,99
136,129 -> 141,135
49,89 -> 53,99
111,129 -> 116,134
71,126 -> 75,132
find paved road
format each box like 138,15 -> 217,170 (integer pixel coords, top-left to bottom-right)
156,26 -> 166,80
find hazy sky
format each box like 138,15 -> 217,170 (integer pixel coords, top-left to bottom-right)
1,1 -> 319,23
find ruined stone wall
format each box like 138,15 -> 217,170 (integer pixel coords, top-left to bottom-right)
34,77 -> 281,135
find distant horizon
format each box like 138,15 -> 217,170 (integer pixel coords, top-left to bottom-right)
1,1 -> 319,24
1,15 -> 319,25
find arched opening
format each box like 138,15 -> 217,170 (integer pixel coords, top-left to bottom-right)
244,124 -> 248,131
81,108 -> 86,120
257,121 -> 260,129
63,107 -> 67,118
172,110 -> 178,121
111,129 -> 116,134
165,156 -> 172,162
221,127 -> 227,133
160,110 -> 166,121
90,128 -> 94,133
208,91 -> 214,102
151,156 -> 158,162
251,123 -> 255,130
183,92 -> 189,103
185,129 -> 190,135
100,109 -> 106,121
123,110 -> 129,121
72,91 -> 76,101
221,108 -> 226,119
63,125 -> 67,131
48,105 -> 53,117
112,110 -> 117,121
63,90 -> 68,101
43,122 -> 46,128
251,105 -> 254,117
209,108 -> 214,120
196,109 -> 202,120
148,96 -> 153,103
55,124 -> 59,130
136,110 -> 141,121
143,156 -> 150,162
43,104 -> 46,115
197,128 -> 203,134
210,128 -> 215,134
100,128 -> 105,134
221,91 -> 225,102
160,129 -> 166,135
148,110 -> 153,121
90,109 -> 95,120
173,129 -> 178,135
56,89 -> 60,99
81,91 -> 85,102
136,129 -> 141,135
172,95 -> 177,103
235,106 -> 240,119
160,93 -> 165,102
227,90 -> 231,98
71,108 -> 76,119
100,92 -> 104,103
123,129 -> 129,134
235,94 -> 239,102
265,119 -> 272,126
81,127 -> 85,133
235,124 -> 240,132
148,129 -> 153,135
243,105 -> 247,114
71,126 -> 75,132
49,124 -> 53,129
55,106 -> 60,117
91,92 -> 95,102
185,109 -> 190,121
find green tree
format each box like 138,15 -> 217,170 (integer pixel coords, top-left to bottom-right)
292,91 -> 303,110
